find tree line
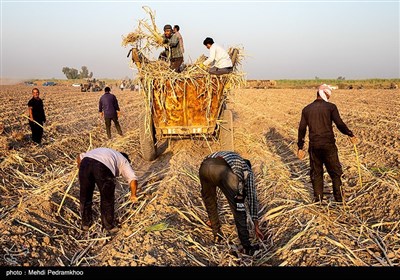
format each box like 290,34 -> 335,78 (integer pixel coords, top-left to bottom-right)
62,66 -> 93,79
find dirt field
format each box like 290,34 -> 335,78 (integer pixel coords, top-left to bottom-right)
0,84 -> 399,267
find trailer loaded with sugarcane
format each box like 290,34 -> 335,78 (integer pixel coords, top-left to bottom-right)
123,7 -> 245,161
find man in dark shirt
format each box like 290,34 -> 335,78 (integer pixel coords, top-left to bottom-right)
199,151 -> 264,255
297,84 -> 357,203
99,87 -> 123,139
27,88 -> 46,144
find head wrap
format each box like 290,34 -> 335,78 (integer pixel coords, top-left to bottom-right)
318,84 -> 333,102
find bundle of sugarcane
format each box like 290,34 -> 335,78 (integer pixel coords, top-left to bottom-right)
121,6 -> 164,50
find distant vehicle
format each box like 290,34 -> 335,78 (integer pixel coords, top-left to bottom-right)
80,83 -> 91,92
72,83 -> 81,87
91,80 -> 105,92
43,81 -> 57,86
24,81 -> 37,86
80,79 -> 105,92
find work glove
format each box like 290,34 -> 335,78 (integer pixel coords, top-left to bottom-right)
297,149 -> 306,160
156,37 -> 164,45
199,63 -> 208,71
130,195 -> 138,204
76,154 -> 82,169
350,136 -> 358,145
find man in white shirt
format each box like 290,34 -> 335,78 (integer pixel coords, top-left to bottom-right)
200,37 -> 233,75
77,147 -> 138,233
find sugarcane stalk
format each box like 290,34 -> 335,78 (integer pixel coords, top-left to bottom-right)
21,114 -> 44,129
57,133 -> 92,214
57,169 -> 78,215
353,143 -> 363,189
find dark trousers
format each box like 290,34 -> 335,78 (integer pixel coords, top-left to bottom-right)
308,144 -> 343,202
79,157 -> 116,230
208,67 -> 233,75
199,157 -> 250,247
29,120 -> 44,144
170,57 -> 183,72
104,116 -> 122,139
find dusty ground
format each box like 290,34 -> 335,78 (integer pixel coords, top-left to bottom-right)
0,84 -> 399,267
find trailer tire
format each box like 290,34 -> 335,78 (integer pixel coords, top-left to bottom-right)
219,109 -> 234,151
139,112 -> 157,161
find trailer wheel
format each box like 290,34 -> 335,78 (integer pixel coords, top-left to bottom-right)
219,109 -> 234,151
139,112 -> 157,161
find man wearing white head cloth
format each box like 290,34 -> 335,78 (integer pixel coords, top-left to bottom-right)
297,84 -> 358,203
318,84 -> 333,102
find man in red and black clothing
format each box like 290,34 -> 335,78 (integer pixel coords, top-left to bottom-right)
297,84 -> 358,203
199,151 -> 264,255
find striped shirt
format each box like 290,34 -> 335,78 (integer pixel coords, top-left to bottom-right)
206,151 -> 259,220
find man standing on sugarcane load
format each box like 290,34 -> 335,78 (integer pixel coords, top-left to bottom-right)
159,24 -> 183,72
297,84 -> 358,203
27,87 -> 46,145
76,147 -> 138,233
99,86 -> 123,139
199,151 -> 264,255
173,25 -> 184,55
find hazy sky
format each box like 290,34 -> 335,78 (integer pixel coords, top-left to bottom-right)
1,0 -> 399,80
